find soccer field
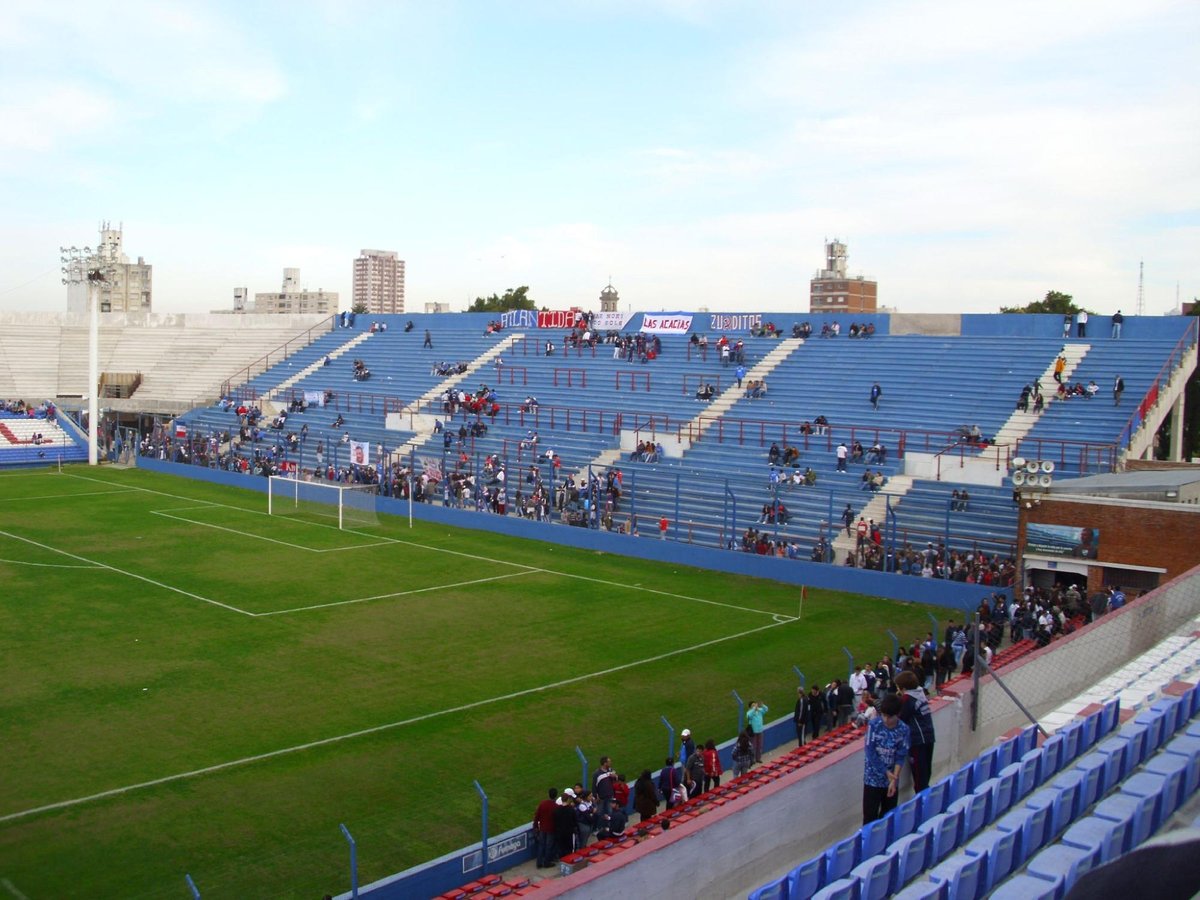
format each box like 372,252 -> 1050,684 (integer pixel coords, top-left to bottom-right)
0,466 -> 946,899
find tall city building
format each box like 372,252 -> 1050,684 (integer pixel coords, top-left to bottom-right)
253,269 -> 338,315
352,249 -> 405,314
809,239 -> 877,313
65,222 -> 153,313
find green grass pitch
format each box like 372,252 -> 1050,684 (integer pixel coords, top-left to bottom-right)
0,466 -> 947,898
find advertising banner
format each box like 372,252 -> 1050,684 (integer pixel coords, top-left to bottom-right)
640,314 -> 693,334
1026,523 -> 1100,559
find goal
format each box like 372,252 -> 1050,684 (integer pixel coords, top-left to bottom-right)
267,476 -> 379,529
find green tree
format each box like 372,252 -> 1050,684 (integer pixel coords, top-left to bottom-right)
1000,290 -> 1081,315
351,300 -> 369,315
467,286 -> 534,313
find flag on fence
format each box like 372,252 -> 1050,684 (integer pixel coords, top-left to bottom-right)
304,390 -> 324,407
349,440 -> 371,466
174,422 -> 187,439
419,456 -> 443,481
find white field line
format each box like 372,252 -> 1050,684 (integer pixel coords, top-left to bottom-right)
65,472 -> 784,619
256,571 -> 537,616
0,488 -> 140,503
0,529 -> 255,618
0,616 -> 796,825
149,510 -> 325,553
0,878 -> 30,900
0,557 -> 102,570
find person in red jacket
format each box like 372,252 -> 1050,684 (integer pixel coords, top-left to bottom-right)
702,739 -> 723,792
532,788 -> 558,868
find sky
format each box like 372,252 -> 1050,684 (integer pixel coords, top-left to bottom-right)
0,0 -> 1196,316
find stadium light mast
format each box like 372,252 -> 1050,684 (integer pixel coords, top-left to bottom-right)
61,242 -> 117,465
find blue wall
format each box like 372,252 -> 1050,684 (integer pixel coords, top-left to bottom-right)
137,459 -> 999,612
961,312 -> 1194,342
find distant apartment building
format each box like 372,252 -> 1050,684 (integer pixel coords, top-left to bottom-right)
809,240 -> 877,314
66,223 -> 153,313
253,268 -> 338,315
353,249 -> 405,314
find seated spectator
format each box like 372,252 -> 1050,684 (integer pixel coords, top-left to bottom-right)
1033,391 -> 1045,413
819,323 -> 832,338
803,467 -> 817,486
862,323 -> 875,337
767,442 -> 781,465
783,445 -> 800,466
799,420 -> 813,436
848,323 -> 860,338
695,382 -> 715,401
866,441 -> 885,463
813,415 -> 829,435
1016,385 -> 1031,411
404,320 -> 414,332
851,440 -> 864,463
957,489 -> 970,511
522,395 -> 539,412
331,413 -> 344,428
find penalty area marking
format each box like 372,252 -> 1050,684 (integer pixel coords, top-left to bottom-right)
0,614 -> 797,826
65,472 -> 794,620
0,557 -> 103,570
256,570 -> 538,616
1,879 -> 30,900
0,488 -> 141,504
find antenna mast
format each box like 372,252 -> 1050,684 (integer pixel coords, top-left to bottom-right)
1136,260 -> 1144,316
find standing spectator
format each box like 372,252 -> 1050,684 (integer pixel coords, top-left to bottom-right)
836,679 -> 856,726
1111,309 -> 1124,339
735,363 -> 746,388
532,788 -> 559,868
862,693 -> 910,825
1053,353 -> 1066,383
659,516 -> 669,540
423,329 -> 433,349
592,756 -> 617,816
684,747 -> 705,797
657,757 -> 679,810
1113,374 -> 1125,406
793,685 -> 810,746
702,739 -> 723,791
836,441 -> 849,472
553,789 -> 578,860
895,670 -> 936,793
1062,314 -> 1071,338
731,730 -> 754,777
842,503 -> 854,535
680,728 -> 696,763
746,700 -> 769,763
633,770 -> 659,822
869,382 -> 883,411
849,665 -> 869,707
807,685 -> 827,740
1076,309 -> 1088,337
1108,586 -> 1127,611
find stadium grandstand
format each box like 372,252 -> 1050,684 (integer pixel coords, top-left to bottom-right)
2,307 -> 1198,898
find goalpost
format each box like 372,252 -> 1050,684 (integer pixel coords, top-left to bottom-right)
267,475 -> 379,529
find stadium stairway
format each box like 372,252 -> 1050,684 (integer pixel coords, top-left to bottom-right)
989,343 -> 1089,451
830,474 -> 915,560
267,330 -> 376,399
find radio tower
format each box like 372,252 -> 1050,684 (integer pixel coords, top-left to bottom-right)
1136,260 -> 1145,316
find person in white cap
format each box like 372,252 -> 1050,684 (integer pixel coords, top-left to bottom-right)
680,728 -> 696,763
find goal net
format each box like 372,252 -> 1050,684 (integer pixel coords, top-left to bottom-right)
267,476 -> 379,529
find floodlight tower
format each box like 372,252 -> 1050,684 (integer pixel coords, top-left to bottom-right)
61,242 -> 117,465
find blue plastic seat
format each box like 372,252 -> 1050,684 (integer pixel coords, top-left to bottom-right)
968,748 -> 998,790
944,768 -> 970,805
1092,792 -> 1157,850
963,826 -> 1020,891
1099,698 -> 1120,737
891,795 -> 920,843
849,852 -> 896,900
1143,752 -> 1191,811
1095,735 -> 1135,783
1003,757 -> 1036,801
929,852 -> 986,900
917,808 -> 964,866
1039,734 -> 1065,780
811,876 -> 859,900
1017,749 -> 1046,792
1059,720 -> 1083,765
1053,764 -> 1099,817
946,792 -> 989,842
786,855 -> 825,900
1075,748 -> 1120,799
1148,696 -> 1184,736
1120,770 -> 1176,830
1061,815 -> 1128,865
859,817 -> 890,861
1185,719 -> 1200,740
888,830 -> 932,888
988,873 -> 1057,899
993,737 -> 1017,772
1133,708 -> 1167,753
823,835 -> 860,883
1024,785 -> 1075,841
1017,725 -> 1040,757
917,782 -> 949,821
1163,734 -> 1200,795
1077,709 -> 1100,750
980,768 -> 1017,820
995,803 -> 1051,858
749,876 -> 790,900
1118,721 -> 1151,768
891,878 -> 948,900
1025,842 -> 1099,897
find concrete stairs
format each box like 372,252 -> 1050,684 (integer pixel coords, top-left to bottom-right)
989,344 -> 1089,448
269,331 -> 374,400
831,474 -> 915,558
